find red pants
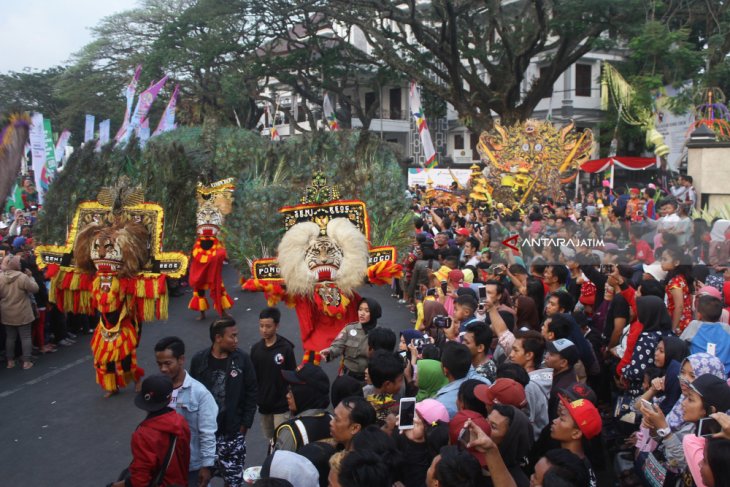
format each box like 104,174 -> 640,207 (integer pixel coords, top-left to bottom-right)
31,308 -> 46,349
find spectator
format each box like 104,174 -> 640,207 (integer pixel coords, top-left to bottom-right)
531,449 -> 590,487
1,254 -> 39,369
260,450 -> 320,487
190,318 -> 258,487
550,395 -> 602,487
434,342 -> 475,418
425,445 -> 482,487
339,449 -> 393,487
250,307 -> 297,447
681,292 -> 730,374
275,363 -> 332,452
109,374 -> 191,487
544,338 -> 579,420
329,396 -> 377,449
154,336 -> 218,487
364,351 -> 404,425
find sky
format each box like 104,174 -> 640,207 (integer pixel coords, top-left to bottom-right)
0,0 -> 139,73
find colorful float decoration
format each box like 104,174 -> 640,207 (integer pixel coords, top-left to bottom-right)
35,179 -> 188,393
477,119 -> 593,205
242,172 -> 402,364
188,178 -> 235,318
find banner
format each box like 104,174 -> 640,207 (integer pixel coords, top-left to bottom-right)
407,168 -> 471,187
54,129 -> 71,163
84,114 -> 95,142
153,84 -> 179,136
96,119 -> 111,151
323,93 -> 339,131
114,65 -> 142,142
123,75 -> 168,143
29,113 -> 46,204
139,118 -> 151,148
409,82 -> 437,168
41,119 -> 57,196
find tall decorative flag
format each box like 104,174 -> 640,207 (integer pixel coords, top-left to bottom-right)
123,75 -> 168,143
84,115 -> 95,142
153,84 -> 179,136
54,129 -> 71,163
114,65 -> 142,142
323,93 -> 339,131
96,119 -> 111,151
269,103 -> 280,141
29,113 -> 47,203
409,82 -> 437,168
139,118 -> 151,148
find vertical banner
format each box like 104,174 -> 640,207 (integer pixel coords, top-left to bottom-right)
114,64 -> 142,142
139,118 -> 151,148
409,82 -> 437,168
96,119 -> 111,151
84,114 -> 95,142
29,113 -> 47,204
152,84 -> 179,136
323,93 -> 339,131
54,129 -> 71,163
123,75 -> 168,143
41,119 -> 57,197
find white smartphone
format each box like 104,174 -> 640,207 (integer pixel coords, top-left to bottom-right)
698,417 -> 722,437
398,397 -> 416,430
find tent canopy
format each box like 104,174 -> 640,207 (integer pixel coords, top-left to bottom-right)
579,156 -> 656,173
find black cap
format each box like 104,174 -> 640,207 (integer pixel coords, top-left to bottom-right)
691,374 -> 730,413
281,363 -> 330,395
560,382 -> 598,405
134,374 -> 173,412
546,338 -> 580,367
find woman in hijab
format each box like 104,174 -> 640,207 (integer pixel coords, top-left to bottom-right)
421,300 -> 450,349
415,359 -> 448,401
515,296 -> 539,330
488,404 -> 534,487
666,352 -> 726,430
320,297 -> 382,381
620,296 -> 672,398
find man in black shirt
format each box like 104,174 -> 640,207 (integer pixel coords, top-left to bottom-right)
190,318 -> 258,487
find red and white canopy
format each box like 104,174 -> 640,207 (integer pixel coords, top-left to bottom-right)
579,156 -> 656,173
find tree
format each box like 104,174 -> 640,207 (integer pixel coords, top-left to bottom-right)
0,67 -> 67,122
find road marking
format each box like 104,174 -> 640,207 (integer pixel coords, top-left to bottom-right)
0,356 -> 90,399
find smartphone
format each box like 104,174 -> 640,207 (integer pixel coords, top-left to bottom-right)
440,280 -> 448,294
478,286 -> 487,302
457,426 -> 471,449
398,397 -> 416,430
698,417 -> 722,437
433,315 -> 452,329
426,288 -> 437,297
414,291 -> 423,301
639,398 -> 655,411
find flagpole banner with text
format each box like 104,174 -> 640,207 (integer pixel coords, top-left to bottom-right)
115,65 -> 142,142
84,115 -> 95,142
98,119 -> 110,149
54,129 -> 71,163
41,119 -> 57,196
123,75 -> 168,143
409,82 -> 438,168
407,168 -> 471,188
29,113 -> 47,204
153,84 -> 179,136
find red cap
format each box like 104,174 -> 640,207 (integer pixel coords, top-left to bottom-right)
448,410 -> 491,467
474,379 -> 527,408
558,396 -> 602,440
455,228 -> 470,237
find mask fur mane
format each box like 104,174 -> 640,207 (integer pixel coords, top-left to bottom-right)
277,218 -> 368,296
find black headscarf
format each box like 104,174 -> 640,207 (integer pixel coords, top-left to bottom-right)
661,335 -> 690,368
636,296 -> 672,332
360,297 -> 382,332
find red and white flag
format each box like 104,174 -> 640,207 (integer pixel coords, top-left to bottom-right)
409,82 -> 437,168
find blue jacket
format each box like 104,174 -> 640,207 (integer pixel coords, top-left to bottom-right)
434,371 -> 489,419
175,372 -> 219,471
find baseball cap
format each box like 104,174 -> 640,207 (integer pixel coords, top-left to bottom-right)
455,228 -> 470,237
690,374 -> 730,413
697,285 -> 723,300
134,374 -> 173,412
560,382 -> 598,406
415,398 -> 450,425
12,236 -> 26,250
546,338 -> 579,366
448,410 -> 492,467
0,221 -> 7,230
474,379 -> 527,408
447,269 -> 464,285
643,262 -> 668,282
558,396 -> 602,440
281,363 -> 330,395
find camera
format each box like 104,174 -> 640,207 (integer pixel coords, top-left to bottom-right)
433,315 -> 452,329
412,338 -> 425,350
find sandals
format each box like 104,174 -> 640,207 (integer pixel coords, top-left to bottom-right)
6,360 -> 15,369
22,361 -> 33,370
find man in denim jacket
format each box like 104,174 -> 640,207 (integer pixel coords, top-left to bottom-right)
155,336 -> 218,487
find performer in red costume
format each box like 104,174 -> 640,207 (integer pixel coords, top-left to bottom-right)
243,173 -> 401,364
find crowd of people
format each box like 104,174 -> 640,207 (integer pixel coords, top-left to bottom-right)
8,171 -> 730,487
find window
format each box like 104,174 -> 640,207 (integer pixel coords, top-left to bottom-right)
365,92 -> 377,114
389,88 -> 402,119
575,64 -> 592,97
454,134 -> 465,150
539,67 -> 553,98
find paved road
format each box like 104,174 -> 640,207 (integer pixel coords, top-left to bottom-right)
0,266 -> 412,486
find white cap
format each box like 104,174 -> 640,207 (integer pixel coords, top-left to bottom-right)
643,262 -> 667,281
